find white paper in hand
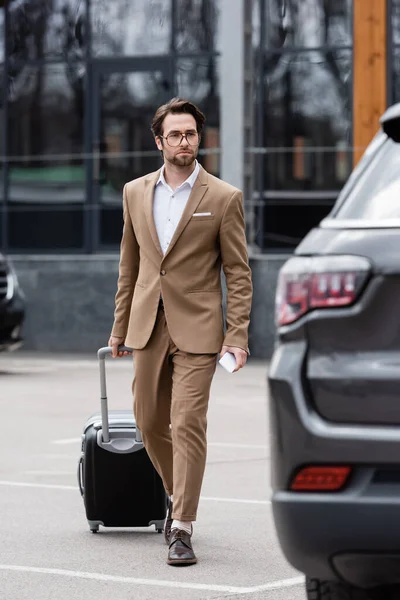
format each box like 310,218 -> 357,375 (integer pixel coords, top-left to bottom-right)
218,352 -> 237,373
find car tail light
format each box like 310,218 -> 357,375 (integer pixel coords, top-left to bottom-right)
290,466 -> 351,491
276,255 -> 371,326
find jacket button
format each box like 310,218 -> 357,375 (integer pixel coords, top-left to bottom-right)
160,270 -> 166,276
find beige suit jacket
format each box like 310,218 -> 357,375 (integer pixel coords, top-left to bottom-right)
111,165 -> 253,354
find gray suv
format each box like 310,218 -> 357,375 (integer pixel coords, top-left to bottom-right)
268,103 -> 400,600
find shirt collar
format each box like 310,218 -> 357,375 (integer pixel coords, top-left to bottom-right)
156,160 -> 200,190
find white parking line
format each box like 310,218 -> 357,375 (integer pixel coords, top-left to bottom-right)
52,437 -> 267,449
201,496 -> 270,505
24,471 -> 76,476
36,454 -> 78,459
0,564 -> 303,594
0,480 -> 271,505
209,442 -> 267,450
0,480 -> 77,491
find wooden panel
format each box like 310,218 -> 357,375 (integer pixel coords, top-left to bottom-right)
353,0 -> 387,165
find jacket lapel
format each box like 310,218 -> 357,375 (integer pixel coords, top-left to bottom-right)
163,166 -> 208,260
143,170 -> 163,258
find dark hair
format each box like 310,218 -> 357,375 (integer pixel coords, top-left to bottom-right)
151,97 -> 206,138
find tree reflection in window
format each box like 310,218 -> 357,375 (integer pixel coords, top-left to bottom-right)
175,0 -> 219,53
262,49 -> 352,191
0,6 -> 4,64
391,0 -> 400,45
90,0 -> 171,56
7,0 -> 83,63
265,0 -> 352,49
392,48 -> 400,104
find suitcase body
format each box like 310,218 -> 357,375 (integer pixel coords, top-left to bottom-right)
77,348 -> 167,533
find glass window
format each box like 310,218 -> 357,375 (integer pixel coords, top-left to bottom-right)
176,58 -> 220,176
334,139 -> 400,220
95,69 -> 169,246
0,6 -> 3,248
175,0 -> 219,53
7,63 -> 85,250
391,47 -> 400,104
262,202 -> 334,249
7,0 -> 84,62
265,0 -> 352,50
262,49 -> 352,191
0,5 -> 4,64
331,131 -> 386,214
91,0 -> 172,56
391,0 -> 400,45
252,0 -> 261,50
0,98 -> 3,248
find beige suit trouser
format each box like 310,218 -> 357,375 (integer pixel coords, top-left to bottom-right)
132,307 -> 217,521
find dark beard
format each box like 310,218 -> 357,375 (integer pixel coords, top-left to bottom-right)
169,153 -> 196,167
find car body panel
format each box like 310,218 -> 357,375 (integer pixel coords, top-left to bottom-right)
296,226 -> 400,274
269,342 -> 400,585
268,112 -> 400,586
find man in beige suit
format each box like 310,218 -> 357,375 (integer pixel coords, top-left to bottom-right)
108,97 -> 252,566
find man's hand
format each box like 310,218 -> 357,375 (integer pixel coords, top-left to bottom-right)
108,335 -> 132,358
220,345 -> 248,373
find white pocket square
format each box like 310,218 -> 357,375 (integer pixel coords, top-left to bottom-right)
193,212 -> 212,217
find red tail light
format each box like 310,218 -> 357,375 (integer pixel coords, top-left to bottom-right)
276,256 -> 371,326
291,466 -> 351,491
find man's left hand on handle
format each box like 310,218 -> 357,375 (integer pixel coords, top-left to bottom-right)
220,345 -> 248,372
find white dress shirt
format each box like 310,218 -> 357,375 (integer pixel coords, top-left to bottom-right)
153,160 -> 200,255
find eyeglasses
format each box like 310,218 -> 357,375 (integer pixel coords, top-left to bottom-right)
159,131 -> 200,147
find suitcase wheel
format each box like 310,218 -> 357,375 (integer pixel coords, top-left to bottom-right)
90,527 -> 99,534
156,528 -> 163,534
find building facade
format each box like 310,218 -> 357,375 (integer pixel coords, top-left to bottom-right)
0,0 -> 396,355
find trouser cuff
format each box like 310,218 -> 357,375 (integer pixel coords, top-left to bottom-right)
171,512 -> 197,521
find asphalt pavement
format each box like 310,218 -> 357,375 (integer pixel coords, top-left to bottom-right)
0,352 -> 305,600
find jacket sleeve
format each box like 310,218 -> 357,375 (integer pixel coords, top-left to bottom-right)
219,190 -> 253,353
110,184 -> 139,338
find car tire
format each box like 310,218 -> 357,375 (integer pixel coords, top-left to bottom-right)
306,577 -> 387,600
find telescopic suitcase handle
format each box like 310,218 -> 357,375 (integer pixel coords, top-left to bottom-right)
97,345 -> 136,443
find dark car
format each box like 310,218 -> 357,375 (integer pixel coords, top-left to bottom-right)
0,253 -> 25,351
268,103 -> 400,600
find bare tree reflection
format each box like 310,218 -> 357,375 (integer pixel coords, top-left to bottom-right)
257,0 -> 352,249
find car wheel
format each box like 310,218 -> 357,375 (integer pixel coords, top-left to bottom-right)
306,577 -> 387,600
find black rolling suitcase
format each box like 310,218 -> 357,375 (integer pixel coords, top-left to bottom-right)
77,346 -> 167,534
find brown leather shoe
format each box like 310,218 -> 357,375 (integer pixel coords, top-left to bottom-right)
167,529 -> 197,566
164,497 -> 173,545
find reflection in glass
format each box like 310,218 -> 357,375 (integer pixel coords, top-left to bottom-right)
252,0 -> 261,50
97,71 -> 170,245
262,50 -> 352,191
265,0 -> 352,49
176,0 -> 219,53
0,6 -> 4,64
391,0 -> 400,45
7,0 -> 84,62
0,6 -> 3,246
7,63 -> 85,249
176,58 -> 220,176
91,0 -> 172,56
391,47 -> 400,104
98,71 -> 168,196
